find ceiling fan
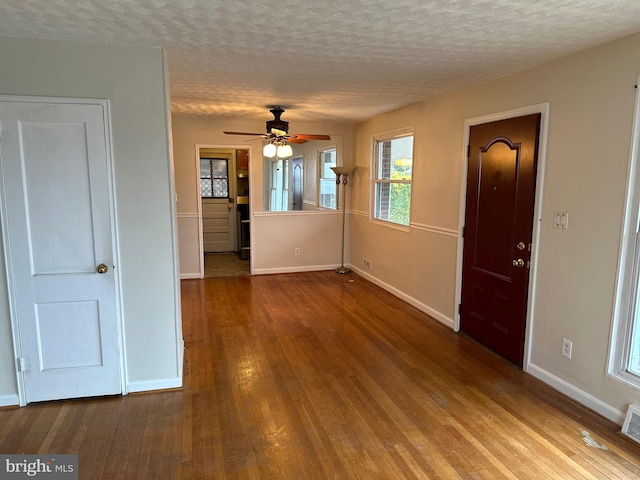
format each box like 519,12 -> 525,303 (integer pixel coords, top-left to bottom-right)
223,106 -> 331,145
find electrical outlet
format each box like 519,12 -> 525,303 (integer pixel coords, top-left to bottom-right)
562,338 -> 573,359
294,248 -> 301,256
363,258 -> 372,270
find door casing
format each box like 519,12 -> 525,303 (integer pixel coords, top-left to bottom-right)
0,95 -> 125,406
454,103 -> 550,372
195,144 -> 254,277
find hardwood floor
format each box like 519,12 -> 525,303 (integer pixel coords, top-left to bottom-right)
1,271 -> 639,478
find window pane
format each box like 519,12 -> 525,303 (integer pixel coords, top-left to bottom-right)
211,179 -> 229,198
200,161 -> 211,178
628,278 -> 640,376
200,157 -> 229,198
319,179 -> 337,209
321,149 -> 337,178
374,182 -> 411,225
377,136 -> 413,181
210,159 -> 228,178
319,148 -> 337,209
373,131 -> 413,226
375,182 -> 391,221
200,179 -> 212,197
389,183 -> 411,225
270,160 -> 285,211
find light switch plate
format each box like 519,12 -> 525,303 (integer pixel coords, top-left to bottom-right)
553,211 -> 569,229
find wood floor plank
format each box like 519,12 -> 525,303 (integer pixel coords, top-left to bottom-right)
1,271 -> 639,478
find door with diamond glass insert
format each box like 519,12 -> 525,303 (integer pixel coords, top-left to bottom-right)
200,151 -> 235,252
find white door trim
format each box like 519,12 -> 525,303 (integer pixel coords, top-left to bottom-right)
0,95 -> 125,405
195,144 -> 255,276
454,102 -> 550,373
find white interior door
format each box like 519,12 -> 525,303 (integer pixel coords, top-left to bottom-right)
0,98 -> 121,404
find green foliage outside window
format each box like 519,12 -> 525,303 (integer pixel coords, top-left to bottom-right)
389,167 -> 411,225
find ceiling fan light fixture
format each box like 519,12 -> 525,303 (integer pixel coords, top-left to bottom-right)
277,143 -> 293,158
263,142 -> 277,158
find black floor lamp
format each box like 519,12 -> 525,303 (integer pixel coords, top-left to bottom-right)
331,166 -> 356,274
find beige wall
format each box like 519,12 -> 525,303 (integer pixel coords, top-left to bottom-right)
350,32 -> 640,421
172,117 -> 354,276
0,37 -> 182,402
10,28 -> 636,419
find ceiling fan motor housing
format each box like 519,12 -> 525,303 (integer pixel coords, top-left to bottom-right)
266,107 -> 288,134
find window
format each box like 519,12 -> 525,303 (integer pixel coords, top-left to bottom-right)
269,159 -> 289,211
200,157 -> 229,198
318,147 -> 337,209
612,208 -> 640,387
372,128 -> 414,225
611,83 -> 640,389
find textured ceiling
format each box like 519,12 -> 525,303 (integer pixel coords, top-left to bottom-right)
2,0 -> 640,123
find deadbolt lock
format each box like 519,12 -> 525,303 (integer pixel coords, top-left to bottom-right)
97,263 -> 109,274
512,258 -> 525,268
517,242 -> 526,251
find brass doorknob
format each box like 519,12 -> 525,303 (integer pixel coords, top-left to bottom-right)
97,263 -> 109,274
512,258 -> 525,268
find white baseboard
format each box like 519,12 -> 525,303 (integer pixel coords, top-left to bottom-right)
254,264 -> 340,275
180,272 -> 202,280
0,394 -> 18,407
350,266 -> 454,329
527,363 -> 625,425
127,377 -> 182,394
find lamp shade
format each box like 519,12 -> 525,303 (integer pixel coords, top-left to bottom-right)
330,166 -> 355,176
277,143 -> 293,158
263,142 -> 277,158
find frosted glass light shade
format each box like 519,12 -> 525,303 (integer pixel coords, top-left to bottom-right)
277,144 -> 293,158
263,142 -> 277,158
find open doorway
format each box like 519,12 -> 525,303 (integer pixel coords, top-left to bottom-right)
197,146 -> 251,277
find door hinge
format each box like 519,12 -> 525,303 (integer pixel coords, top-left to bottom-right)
17,357 -> 26,372
467,144 -> 470,158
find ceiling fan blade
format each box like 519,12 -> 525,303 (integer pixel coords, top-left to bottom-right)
291,134 -> 331,140
223,131 -> 264,136
288,138 -> 308,144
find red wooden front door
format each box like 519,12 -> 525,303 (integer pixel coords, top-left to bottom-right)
460,113 -> 541,366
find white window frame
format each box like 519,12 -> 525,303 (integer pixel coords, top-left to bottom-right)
609,76 -> 640,390
370,126 -> 415,228
318,146 -> 338,209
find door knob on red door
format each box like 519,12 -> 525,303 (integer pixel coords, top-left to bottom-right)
512,258 -> 525,268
